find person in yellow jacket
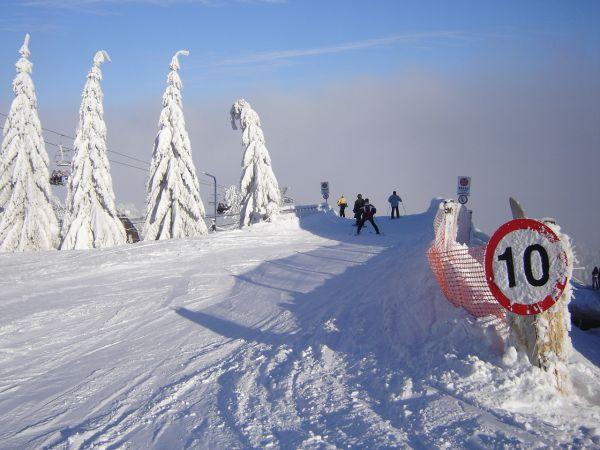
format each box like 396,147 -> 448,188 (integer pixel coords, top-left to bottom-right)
337,195 -> 348,217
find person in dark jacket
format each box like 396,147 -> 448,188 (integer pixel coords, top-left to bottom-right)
388,191 -> 402,219
356,199 -> 380,235
337,195 -> 348,217
353,194 -> 365,226
593,266 -> 599,290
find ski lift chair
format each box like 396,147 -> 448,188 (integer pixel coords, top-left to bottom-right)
50,169 -> 69,186
50,144 -> 72,186
217,203 -> 231,214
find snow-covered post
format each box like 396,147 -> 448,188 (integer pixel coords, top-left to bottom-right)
230,99 -> 281,227
60,51 -> 126,250
507,223 -> 574,393
143,50 -> 208,240
503,201 -> 573,392
0,34 -> 59,252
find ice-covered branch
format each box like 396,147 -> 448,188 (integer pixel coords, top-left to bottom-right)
19,33 -> 30,58
170,49 -> 189,71
93,50 -> 110,67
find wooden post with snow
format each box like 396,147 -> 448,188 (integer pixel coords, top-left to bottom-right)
498,199 -> 574,392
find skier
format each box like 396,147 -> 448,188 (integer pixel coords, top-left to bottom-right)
353,194 -> 365,226
356,199 -> 380,235
593,266 -> 599,290
388,190 -> 402,219
337,195 -> 348,217
217,203 -> 230,214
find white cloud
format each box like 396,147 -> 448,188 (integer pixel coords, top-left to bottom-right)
215,31 -> 466,66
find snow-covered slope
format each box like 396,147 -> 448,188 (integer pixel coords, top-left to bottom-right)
1,202 -> 599,448
570,283 -> 600,329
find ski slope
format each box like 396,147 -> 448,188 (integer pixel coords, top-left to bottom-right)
1,201 -> 599,449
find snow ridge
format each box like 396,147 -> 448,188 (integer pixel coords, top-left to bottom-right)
230,98 -> 281,227
60,50 -> 126,250
143,50 -> 208,240
0,34 -> 59,252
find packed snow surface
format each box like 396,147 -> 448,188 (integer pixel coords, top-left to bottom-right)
1,202 -> 599,448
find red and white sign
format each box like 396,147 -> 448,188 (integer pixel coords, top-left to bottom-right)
484,219 -> 569,316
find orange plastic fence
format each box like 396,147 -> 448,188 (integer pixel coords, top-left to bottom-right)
427,202 -> 506,324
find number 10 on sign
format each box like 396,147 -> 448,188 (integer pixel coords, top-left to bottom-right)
484,219 -> 569,316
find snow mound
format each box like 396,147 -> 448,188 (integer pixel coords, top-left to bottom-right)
0,200 -> 599,448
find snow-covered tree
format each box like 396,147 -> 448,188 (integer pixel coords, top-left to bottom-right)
224,184 -> 242,216
0,34 -> 59,252
143,50 -> 208,240
230,99 -> 281,227
60,50 -> 126,250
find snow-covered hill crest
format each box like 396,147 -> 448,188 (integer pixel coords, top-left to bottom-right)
0,202 -> 599,448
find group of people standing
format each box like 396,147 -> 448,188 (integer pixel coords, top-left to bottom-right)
336,191 -> 404,235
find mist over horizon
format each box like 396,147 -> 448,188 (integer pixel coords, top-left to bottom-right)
4,58 -> 596,257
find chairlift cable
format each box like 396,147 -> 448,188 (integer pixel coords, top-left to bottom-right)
0,111 -> 149,165
44,140 -> 147,172
45,139 -> 222,189
4,111 -> 229,188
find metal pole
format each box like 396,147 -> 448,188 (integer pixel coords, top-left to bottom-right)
202,171 -> 217,228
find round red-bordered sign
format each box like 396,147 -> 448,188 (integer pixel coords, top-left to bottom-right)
484,218 -> 569,316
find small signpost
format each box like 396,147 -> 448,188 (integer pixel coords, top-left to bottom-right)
484,218 -> 569,315
457,176 -> 471,205
321,181 -> 329,202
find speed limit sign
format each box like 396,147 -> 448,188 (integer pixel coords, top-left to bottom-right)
484,219 -> 569,315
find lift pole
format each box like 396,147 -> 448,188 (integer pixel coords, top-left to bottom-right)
202,171 -> 217,229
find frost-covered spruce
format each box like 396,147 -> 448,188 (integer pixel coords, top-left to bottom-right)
143,50 -> 207,240
0,34 -> 59,252
230,99 -> 281,227
224,184 -> 242,216
60,51 -> 126,250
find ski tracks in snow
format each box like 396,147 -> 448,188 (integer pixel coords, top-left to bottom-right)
1,212 -> 599,448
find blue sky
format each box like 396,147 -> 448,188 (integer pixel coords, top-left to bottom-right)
2,0 -> 598,105
1,0 -> 599,259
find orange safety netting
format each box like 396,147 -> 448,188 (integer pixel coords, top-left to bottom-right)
427,201 -> 506,324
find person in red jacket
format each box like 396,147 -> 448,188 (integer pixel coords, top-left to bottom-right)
356,199 -> 380,235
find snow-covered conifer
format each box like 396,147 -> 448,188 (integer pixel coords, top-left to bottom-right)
224,184 -> 242,216
0,34 -> 59,252
230,99 -> 281,227
60,51 -> 126,250
143,50 -> 208,240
